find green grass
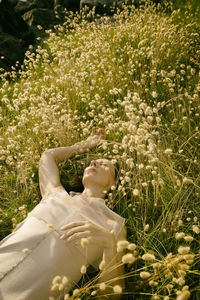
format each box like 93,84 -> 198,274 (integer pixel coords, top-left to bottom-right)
0,1 -> 200,299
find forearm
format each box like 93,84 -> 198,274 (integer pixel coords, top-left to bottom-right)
44,142 -> 90,164
39,143 -> 88,196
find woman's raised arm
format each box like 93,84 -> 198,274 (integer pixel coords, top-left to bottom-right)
39,128 -> 105,198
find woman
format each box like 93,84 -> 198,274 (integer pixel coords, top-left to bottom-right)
0,128 -> 126,300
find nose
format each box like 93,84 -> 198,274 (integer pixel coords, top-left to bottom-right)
90,160 -> 97,167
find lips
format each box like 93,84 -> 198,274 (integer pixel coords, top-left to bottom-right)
87,167 -> 96,173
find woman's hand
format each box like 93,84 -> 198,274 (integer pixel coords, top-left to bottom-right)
82,127 -> 106,149
60,221 -> 115,249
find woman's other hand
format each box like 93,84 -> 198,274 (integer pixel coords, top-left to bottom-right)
84,127 -> 106,149
60,221 -> 115,249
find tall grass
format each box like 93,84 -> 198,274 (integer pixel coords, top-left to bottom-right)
0,1 -> 200,299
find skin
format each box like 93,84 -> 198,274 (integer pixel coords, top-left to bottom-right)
39,128 -> 126,299
82,158 -> 116,198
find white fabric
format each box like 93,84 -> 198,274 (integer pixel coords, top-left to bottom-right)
0,190 -> 125,300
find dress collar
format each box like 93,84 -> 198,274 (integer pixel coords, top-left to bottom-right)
69,191 -> 105,205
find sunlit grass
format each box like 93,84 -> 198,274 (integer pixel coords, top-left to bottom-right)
0,1 -> 200,299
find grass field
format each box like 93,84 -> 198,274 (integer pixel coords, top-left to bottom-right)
0,1 -> 200,299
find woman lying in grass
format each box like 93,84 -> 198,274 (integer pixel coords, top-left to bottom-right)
0,128 -> 126,300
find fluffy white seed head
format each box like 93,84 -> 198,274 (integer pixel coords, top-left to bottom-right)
144,224 -> 150,232
73,288 -> 80,296
178,246 -> 190,255
113,285 -> 122,294
122,253 -> 136,264
176,290 -> 191,300
133,188 -> 139,196
62,276 -> 68,286
52,275 -> 61,285
164,148 -> 173,155
140,271 -> 151,279
81,265 -> 87,274
127,243 -> 137,251
99,260 -> 106,271
183,177 -> 193,184
184,235 -> 194,242
117,240 -> 129,252
81,238 -> 89,248
177,277 -> 186,286
51,284 -> 60,291
192,225 -> 200,234
22,248 -> 29,253
142,253 -> 156,261
91,290 -> 96,296
175,232 -> 185,240
99,283 -> 106,291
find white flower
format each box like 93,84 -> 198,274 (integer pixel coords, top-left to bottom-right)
99,283 -> 106,290
127,243 -> 137,251
183,177 -> 193,184
113,285 -> 122,294
99,260 -> 106,270
176,291 -> 191,300
144,224 -> 150,232
178,220 -> 183,226
140,271 -> 151,279
178,246 -> 190,255
177,277 -> 186,286
62,276 -> 68,286
152,91 -> 158,98
73,288 -> 80,296
175,232 -> 185,240
51,284 -> 60,291
81,238 -> 89,248
184,235 -> 194,242
122,253 -> 136,264
142,253 -> 156,261
117,240 -> 129,252
164,148 -> 173,155
183,254 -> 194,261
22,248 -> 29,254
133,189 -> 139,196
192,225 -> 200,234
59,283 -> 64,291
138,163 -> 144,169
152,263 -> 162,269
47,223 -> 54,230
52,275 -> 61,285
81,265 -> 87,274
91,290 -> 96,296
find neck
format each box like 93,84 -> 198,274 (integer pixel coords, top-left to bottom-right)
81,185 -> 106,199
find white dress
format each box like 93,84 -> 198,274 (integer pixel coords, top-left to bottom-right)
0,189 -> 125,300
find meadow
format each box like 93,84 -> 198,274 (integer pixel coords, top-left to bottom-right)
0,0 -> 200,299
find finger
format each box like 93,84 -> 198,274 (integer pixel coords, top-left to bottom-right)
91,128 -> 97,136
65,231 -> 91,242
60,221 -> 88,231
60,225 -> 89,240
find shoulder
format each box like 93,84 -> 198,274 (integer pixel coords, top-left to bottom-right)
117,225 -> 127,241
41,185 -> 69,200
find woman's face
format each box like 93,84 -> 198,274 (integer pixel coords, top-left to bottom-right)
82,159 -> 115,191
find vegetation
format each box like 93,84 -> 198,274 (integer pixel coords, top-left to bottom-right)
0,1 -> 199,299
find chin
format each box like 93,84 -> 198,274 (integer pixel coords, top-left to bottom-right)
82,175 -> 109,190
